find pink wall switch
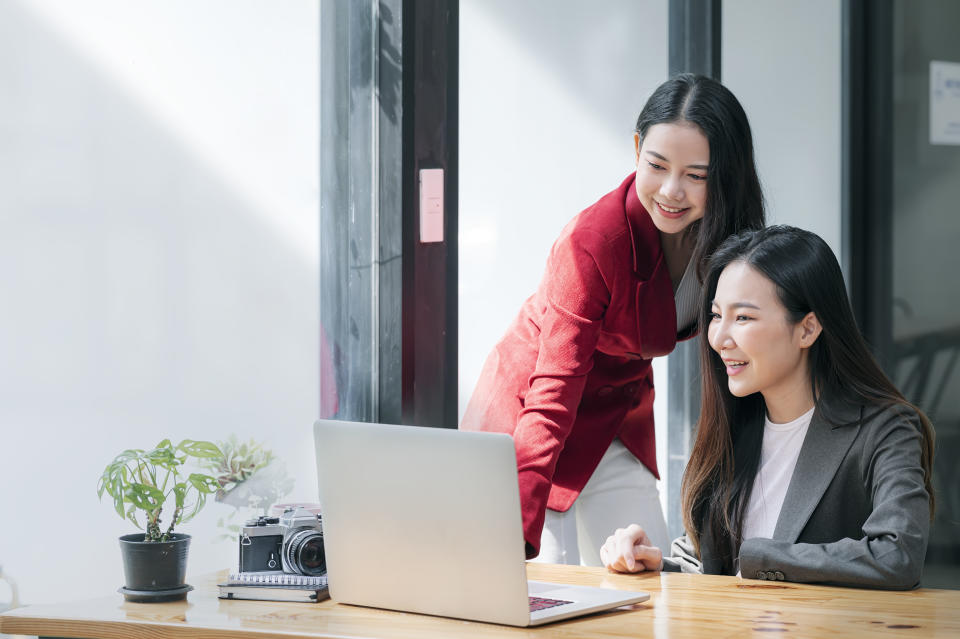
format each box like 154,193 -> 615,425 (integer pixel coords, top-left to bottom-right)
419,168 -> 444,243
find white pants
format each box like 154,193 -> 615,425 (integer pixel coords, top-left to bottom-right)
531,438 -> 669,566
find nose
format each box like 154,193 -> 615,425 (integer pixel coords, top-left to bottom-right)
659,175 -> 684,203
709,318 -> 735,353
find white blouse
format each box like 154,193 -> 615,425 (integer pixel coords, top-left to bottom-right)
741,406 -> 816,542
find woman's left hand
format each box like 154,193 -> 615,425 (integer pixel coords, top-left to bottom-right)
600,524 -> 664,573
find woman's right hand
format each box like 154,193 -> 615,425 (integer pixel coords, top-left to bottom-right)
600,524 -> 664,573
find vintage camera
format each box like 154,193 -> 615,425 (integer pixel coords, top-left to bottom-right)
238,507 -> 326,575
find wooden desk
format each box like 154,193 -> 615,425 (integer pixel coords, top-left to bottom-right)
2,563 -> 957,638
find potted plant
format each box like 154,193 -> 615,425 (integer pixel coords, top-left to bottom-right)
98,439 -> 223,602
202,436 -> 295,542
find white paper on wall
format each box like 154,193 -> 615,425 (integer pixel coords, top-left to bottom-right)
931,60 -> 960,145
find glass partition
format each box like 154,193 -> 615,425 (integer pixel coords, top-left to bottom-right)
891,0 -> 960,588
319,0 -> 402,424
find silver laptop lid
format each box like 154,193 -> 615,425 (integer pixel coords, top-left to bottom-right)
314,420 -> 531,626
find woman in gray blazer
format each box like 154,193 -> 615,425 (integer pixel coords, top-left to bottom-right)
600,226 -> 935,590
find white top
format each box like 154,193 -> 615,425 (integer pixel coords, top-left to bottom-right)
741,406 -> 816,542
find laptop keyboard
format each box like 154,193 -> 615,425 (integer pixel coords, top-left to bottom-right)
529,595 -> 573,612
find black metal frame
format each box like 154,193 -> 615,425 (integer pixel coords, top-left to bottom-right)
842,0 -> 893,369
401,0 -> 459,428
668,0 -> 721,78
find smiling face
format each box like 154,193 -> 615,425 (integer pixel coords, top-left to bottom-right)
633,122 -> 709,235
707,261 -> 823,422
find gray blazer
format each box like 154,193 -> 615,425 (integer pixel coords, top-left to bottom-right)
662,394 -> 931,590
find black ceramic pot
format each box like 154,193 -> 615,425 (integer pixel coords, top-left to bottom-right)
117,533 -> 193,602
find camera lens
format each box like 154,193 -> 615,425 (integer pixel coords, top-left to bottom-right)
283,529 -> 326,575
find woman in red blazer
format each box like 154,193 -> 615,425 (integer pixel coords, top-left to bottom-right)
460,74 -> 766,563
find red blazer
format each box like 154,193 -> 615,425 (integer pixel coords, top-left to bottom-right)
461,173 -> 691,557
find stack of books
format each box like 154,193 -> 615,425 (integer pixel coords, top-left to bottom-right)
217,571 -> 329,603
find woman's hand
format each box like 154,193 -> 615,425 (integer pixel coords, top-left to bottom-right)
600,524 -> 664,573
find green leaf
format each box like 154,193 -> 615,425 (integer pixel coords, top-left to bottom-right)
100,457 -> 134,497
98,474 -> 126,518
113,488 -> 126,518
125,483 -> 165,511
100,438 -> 227,533
188,473 -> 219,494
177,440 -> 223,459
125,504 -> 142,529
114,449 -> 144,464
144,445 -> 178,468
173,483 -> 187,509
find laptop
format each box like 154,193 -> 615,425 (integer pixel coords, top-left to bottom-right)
313,419 -> 650,626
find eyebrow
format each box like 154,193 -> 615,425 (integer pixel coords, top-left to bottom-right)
645,150 -> 709,171
711,300 -> 761,310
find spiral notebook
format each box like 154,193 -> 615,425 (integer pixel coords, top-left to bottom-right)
218,571 -> 329,603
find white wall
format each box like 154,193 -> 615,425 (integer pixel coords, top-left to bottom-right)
0,0 -> 319,604
722,0 -> 843,256
458,0 -> 671,504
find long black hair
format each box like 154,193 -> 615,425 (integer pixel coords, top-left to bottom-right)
682,225 -> 936,569
635,73 -> 765,279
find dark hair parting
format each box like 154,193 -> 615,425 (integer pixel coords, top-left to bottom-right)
635,73 -> 766,281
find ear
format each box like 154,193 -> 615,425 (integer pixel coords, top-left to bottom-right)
633,132 -> 641,166
797,311 -> 822,349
